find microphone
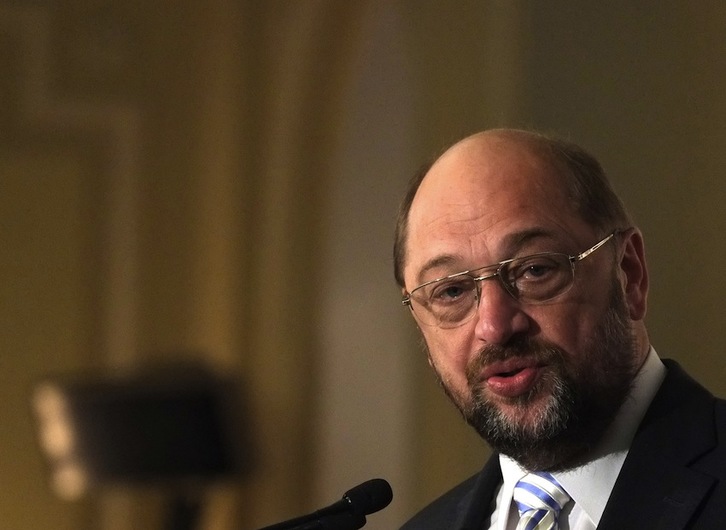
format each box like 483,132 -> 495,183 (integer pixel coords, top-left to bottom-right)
258,478 -> 393,530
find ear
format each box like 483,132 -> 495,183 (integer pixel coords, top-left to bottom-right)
618,229 -> 649,321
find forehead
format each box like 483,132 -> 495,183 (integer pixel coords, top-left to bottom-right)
405,134 -> 591,281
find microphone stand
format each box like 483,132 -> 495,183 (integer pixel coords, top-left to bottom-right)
258,510 -> 365,530
284,512 -> 366,530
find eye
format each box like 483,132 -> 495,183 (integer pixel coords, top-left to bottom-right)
523,261 -> 557,278
507,255 -> 564,283
428,278 -> 475,304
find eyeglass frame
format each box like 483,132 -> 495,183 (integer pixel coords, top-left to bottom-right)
401,229 -> 626,327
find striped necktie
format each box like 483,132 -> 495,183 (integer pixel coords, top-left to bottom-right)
513,472 -> 570,530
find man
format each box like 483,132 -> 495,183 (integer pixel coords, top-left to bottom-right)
394,129 -> 726,529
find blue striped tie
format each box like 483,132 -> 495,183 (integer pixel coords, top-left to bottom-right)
513,473 -> 570,530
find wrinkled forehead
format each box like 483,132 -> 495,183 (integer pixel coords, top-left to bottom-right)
404,135 -> 585,282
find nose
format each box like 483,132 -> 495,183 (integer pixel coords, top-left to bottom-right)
472,277 -> 530,345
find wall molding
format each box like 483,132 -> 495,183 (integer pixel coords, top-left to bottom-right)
1,5 -> 142,530
1,4 -> 141,368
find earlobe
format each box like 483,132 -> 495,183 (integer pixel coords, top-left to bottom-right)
619,229 -> 649,320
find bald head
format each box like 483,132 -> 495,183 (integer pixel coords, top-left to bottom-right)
393,129 -> 631,288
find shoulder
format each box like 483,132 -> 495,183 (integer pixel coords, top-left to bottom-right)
399,474 -> 481,530
656,359 -> 718,409
638,358 -> 726,468
399,457 -> 503,530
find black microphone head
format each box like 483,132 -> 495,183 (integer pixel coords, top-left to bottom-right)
343,478 -> 393,517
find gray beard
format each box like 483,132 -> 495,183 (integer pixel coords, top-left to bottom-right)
433,280 -> 640,471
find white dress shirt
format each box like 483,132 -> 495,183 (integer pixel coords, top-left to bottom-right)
487,347 -> 666,530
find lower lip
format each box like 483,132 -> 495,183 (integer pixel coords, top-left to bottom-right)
485,366 -> 542,398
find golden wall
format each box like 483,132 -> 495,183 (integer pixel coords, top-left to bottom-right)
1,2 -> 725,529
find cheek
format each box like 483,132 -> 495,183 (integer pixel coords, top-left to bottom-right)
421,327 -> 473,384
534,301 -> 603,358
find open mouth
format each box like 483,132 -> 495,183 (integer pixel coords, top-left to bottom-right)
482,361 -> 543,398
497,368 -> 525,377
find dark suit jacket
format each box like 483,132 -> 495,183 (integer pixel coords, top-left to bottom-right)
400,360 -> 726,529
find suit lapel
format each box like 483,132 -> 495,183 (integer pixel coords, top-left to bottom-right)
598,360 -> 717,530
453,455 -> 503,530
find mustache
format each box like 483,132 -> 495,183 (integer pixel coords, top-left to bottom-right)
465,335 -> 564,384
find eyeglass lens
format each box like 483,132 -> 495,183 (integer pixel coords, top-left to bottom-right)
411,253 -> 574,327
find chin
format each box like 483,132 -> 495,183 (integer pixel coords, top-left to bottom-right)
490,392 -> 557,429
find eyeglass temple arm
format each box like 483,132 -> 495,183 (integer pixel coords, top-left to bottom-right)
573,231 -> 616,262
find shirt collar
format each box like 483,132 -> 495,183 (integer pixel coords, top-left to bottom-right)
499,347 -> 666,525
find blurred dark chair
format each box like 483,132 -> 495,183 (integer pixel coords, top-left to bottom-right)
32,361 -> 252,530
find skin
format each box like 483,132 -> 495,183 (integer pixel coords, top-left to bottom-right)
402,130 -> 650,467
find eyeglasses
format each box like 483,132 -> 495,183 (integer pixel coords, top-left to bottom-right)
402,231 -> 620,329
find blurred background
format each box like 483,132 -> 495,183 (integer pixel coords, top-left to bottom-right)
2,1 -> 726,529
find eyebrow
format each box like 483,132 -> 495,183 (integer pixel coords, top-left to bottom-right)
415,254 -> 462,284
414,227 -> 561,285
